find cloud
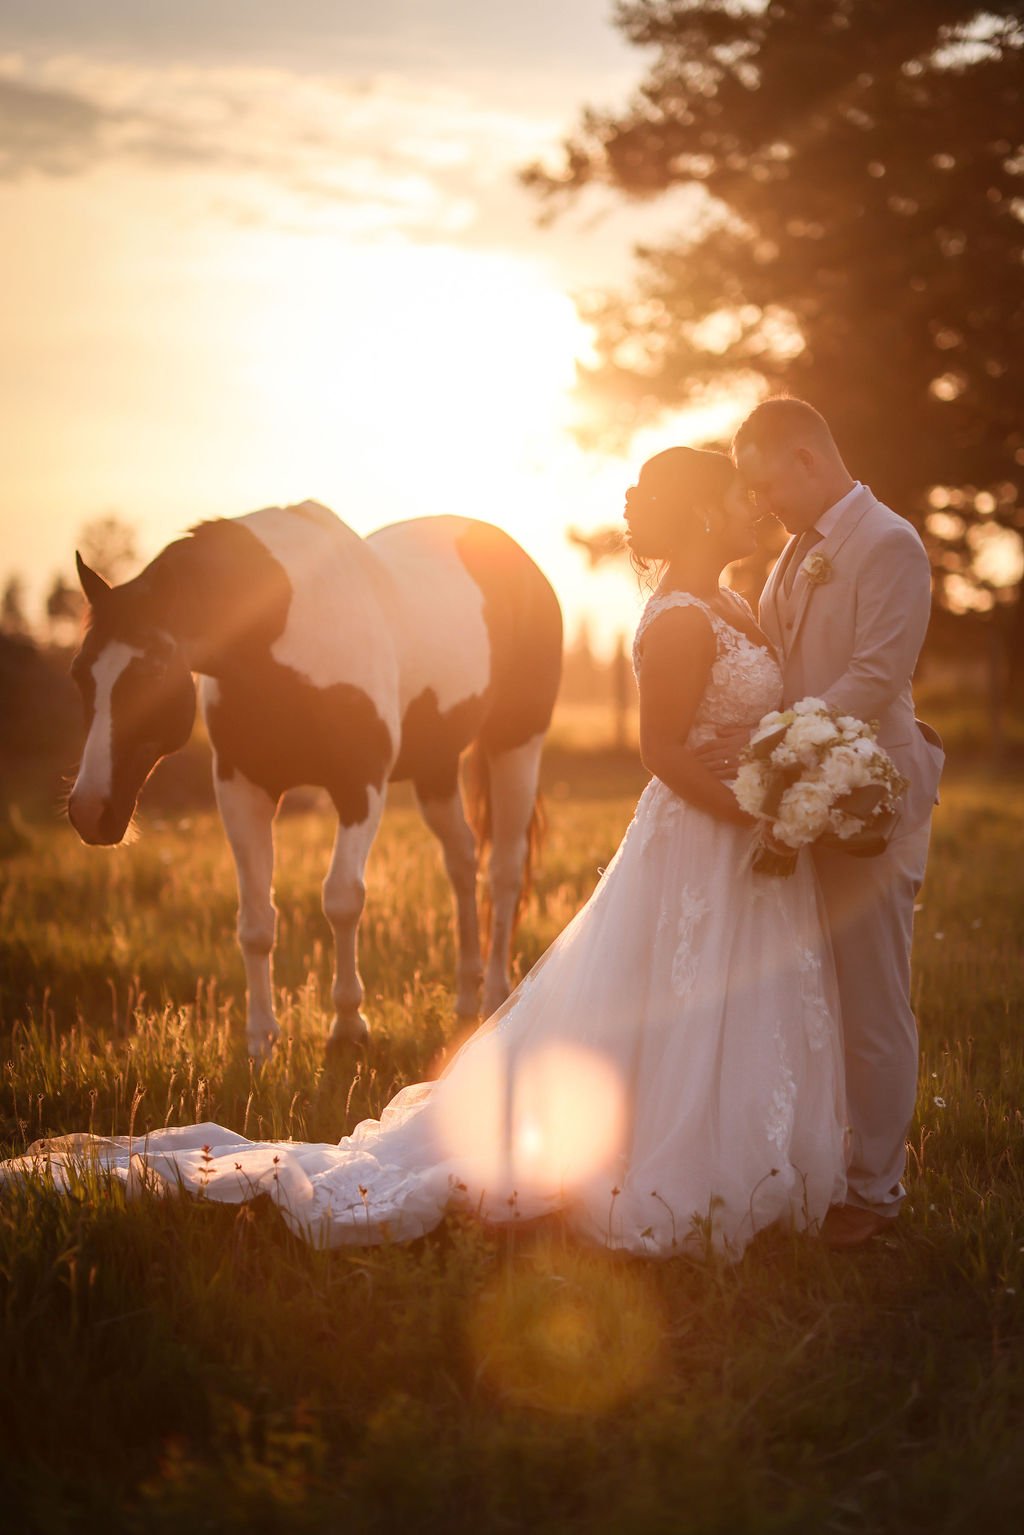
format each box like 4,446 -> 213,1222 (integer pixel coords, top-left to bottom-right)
0,75 -> 115,177
0,56 -> 561,242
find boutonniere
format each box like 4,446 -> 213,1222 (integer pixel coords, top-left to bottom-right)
801,552 -> 833,586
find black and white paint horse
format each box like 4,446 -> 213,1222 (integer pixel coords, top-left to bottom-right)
68,502 -> 562,1055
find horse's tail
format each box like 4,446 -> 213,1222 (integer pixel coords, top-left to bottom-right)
520,788 -> 545,930
462,737 -> 492,861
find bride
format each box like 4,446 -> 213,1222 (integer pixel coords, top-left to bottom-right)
2,448 -> 847,1259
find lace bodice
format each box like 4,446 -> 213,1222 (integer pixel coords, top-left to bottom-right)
632,589 -> 782,748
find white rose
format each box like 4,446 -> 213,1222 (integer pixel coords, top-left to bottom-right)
770,742 -> 800,769
775,780 -> 834,847
821,744 -> 872,795
786,715 -> 841,761
850,736 -> 878,760
732,762 -> 766,815
792,697 -> 829,716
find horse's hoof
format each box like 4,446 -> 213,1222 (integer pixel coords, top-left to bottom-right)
246,1027 -> 279,1061
481,983 -> 511,1019
326,1011 -> 370,1052
454,988 -> 482,1022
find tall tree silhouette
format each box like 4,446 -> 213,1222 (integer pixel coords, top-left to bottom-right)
528,0 -> 1024,691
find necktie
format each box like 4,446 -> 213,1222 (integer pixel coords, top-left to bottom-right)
782,528 -> 822,597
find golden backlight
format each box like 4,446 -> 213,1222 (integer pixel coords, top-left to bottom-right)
1,169 -> 753,653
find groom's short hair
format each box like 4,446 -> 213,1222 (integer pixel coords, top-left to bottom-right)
733,397 -> 836,457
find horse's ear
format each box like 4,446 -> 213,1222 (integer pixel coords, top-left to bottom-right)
75,551 -> 111,608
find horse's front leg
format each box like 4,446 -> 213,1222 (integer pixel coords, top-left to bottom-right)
213,767 -> 279,1059
324,789 -> 385,1052
415,785 -> 483,1019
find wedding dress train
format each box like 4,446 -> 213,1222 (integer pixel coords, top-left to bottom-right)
1,591 -> 847,1258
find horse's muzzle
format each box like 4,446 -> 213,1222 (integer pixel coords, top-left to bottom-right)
68,792 -> 130,846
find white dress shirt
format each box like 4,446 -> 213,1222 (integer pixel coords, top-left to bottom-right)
813,480 -> 863,539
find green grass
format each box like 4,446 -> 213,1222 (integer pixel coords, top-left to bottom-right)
1,764 -> 1022,1533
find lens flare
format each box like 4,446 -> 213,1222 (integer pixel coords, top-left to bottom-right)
469,1238 -> 663,1415
434,1035 -> 625,1195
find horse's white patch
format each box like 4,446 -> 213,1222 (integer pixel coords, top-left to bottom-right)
238,504 -> 400,737
368,518 -> 490,715
237,506 -> 491,734
74,642 -> 143,806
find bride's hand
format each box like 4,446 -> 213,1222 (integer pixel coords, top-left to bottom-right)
692,727 -> 751,780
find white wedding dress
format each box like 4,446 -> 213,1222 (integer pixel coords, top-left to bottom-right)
1,590 -> 847,1259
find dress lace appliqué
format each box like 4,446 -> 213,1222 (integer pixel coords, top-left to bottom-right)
671,888 -> 711,996
767,1024 -> 798,1155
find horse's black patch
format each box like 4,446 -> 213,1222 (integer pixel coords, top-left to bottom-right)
168,523 -> 394,822
105,652 -> 196,839
77,519 -> 294,671
152,520 -> 295,670
455,522 -> 562,755
391,686 -> 489,801
206,671 -> 393,827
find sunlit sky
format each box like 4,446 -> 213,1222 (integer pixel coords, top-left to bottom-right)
0,0 -> 753,656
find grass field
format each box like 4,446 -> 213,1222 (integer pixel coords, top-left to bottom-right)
1,760 -> 1022,1533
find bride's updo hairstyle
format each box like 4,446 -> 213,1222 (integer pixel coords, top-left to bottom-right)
628,446 -> 735,581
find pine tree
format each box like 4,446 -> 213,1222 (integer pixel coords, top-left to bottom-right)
529,1 -> 1024,690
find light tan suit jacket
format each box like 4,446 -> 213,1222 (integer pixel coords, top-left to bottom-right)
759,484 -> 943,834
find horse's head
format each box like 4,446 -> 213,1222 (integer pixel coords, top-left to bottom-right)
68,554 -> 196,845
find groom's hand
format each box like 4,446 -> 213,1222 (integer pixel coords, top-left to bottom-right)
692,727 -> 752,781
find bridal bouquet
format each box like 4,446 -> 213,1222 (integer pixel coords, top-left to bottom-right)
732,699 -> 908,876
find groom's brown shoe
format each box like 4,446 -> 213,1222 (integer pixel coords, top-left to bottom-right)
820,1204 -> 894,1250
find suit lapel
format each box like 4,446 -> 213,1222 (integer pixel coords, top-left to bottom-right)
769,486 -> 878,653
786,486 -> 876,648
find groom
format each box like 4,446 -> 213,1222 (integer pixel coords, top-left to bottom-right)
707,397 -> 944,1249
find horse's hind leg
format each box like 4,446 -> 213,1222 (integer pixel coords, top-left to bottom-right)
214,768 -> 279,1059
415,784 -> 483,1019
324,789 -> 385,1052
482,732 -> 545,1018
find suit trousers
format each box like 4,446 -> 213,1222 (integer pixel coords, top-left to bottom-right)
811,818 -> 932,1216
